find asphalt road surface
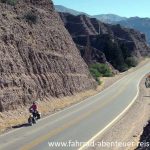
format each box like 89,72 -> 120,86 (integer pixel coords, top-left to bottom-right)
0,62 -> 150,150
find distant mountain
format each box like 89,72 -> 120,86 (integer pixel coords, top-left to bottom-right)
118,17 -> 150,44
55,5 -> 150,44
54,5 -> 89,16
93,14 -> 127,24
54,5 -> 126,23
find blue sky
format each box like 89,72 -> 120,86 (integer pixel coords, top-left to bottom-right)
53,0 -> 150,18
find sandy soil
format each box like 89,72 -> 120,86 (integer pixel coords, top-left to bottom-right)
0,58 -> 149,135
87,69 -> 150,150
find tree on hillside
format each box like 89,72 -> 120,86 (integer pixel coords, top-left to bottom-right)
102,38 -> 128,72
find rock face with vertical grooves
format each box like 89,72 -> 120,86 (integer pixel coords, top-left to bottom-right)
0,0 -> 96,112
59,12 -> 150,68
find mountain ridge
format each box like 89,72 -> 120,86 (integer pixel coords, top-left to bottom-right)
118,17 -> 150,44
55,5 -> 150,44
55,5 -> 126,23
55,5 -> 89,16
92,14 -> 127,24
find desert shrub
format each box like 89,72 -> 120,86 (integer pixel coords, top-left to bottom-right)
117,63 -> 129,72
89,63 -> 113,84
89,67 -> 101,78
24,12 -> 38,24
0,0 -> 17,6
125,57 -> 138,67
90,63 -> 113,77
89,67 -> 101,85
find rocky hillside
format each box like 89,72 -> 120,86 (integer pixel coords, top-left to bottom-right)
0,0 -> 96,112
59,12 -> 150,71
55,5 -> 150,45
118,17 -> 150,44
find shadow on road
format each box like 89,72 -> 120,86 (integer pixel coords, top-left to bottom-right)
12,123 -> 30,129
144,96 -> 150,98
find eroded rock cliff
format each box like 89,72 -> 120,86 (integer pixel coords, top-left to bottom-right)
0,0 -> 96,112
59,13 -> 150,71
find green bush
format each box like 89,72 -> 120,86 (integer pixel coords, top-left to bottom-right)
125,57 -> 138,67
24,12 -> 38,24
89,67 -> 101,85
117,63 -> 129,72
89,63 -> 113,84
98,64 -> 113,77
90,63 -> 113,77
0,0 -> 17,5
101,37 -> 127,72
89,68 -> 101,79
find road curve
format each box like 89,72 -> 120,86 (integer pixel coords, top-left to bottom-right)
0,62 -> 150,150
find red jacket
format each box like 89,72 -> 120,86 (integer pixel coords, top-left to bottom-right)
30,104 -> 37,111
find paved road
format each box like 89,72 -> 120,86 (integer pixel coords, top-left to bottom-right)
0,62 -> 150,150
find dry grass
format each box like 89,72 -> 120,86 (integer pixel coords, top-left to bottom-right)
38,81 -> 105,116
